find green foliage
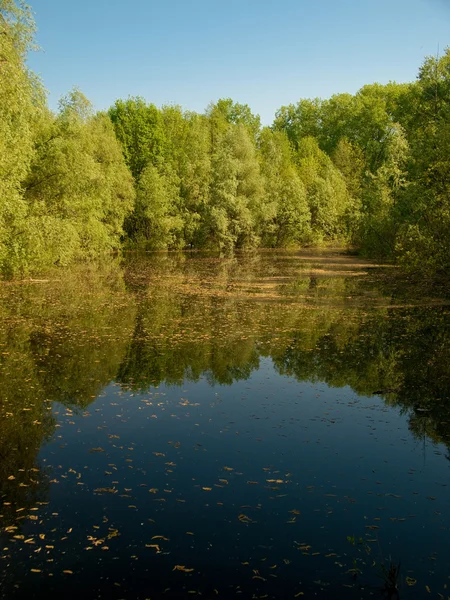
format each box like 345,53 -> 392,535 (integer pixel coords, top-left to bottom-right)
259,128 -> 311,247
393,50 -> 450,276
205,125 -> 263,252
296,137 -> 352,240
0,0 -> 44,274
108,97 -> 165,180
159,107 -> 212,247
356,123 -> 409,257
1,2 -> 450,280
127,162 -> 183,249
21,90 -> 134,271
273,98 -> 322,149
207,98 -> 262,143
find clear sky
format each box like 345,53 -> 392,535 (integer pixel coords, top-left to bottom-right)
26,0 -> 450,125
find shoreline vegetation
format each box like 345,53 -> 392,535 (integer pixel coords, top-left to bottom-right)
2,1 -> 450,280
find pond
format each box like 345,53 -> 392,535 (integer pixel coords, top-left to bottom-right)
0,250 -> 449,599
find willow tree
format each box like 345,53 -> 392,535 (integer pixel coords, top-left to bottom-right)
296,137 -> 352,241
22,89 -> 135,270
158,106 -> 211,247
0,0 -> 44,274
259,128 -> 311,247
205,124 -> 263,252
129,162 -> 183,249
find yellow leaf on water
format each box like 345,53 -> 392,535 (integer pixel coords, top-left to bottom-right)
238,514 -> 253,523
173,565 -> 194,572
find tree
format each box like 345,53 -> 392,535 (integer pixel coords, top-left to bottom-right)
21,89 -> 135,270
273,98 -> 322,150
108,97 -> 165,180
357,123 -> 409,257
259,128 -> 311,247
205,125 -> 263,252
394,49 -> 450,274
0,0 -> 45,275
128,162 -> 183,249
207,98 -> 261,144
296,137 -> 351,240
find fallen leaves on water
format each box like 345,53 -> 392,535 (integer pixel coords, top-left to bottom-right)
238,514 -> 253,524
173,565 -> 194,573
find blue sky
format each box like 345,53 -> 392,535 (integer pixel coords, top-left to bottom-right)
27,0 -> 450,125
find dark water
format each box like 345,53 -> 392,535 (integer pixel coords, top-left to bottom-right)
0,251 -> 449,599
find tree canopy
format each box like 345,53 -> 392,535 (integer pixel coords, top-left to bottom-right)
2,0 -> 450,278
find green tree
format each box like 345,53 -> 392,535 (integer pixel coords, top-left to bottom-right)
205,125 -> 263,252
273,98 -> 322,150
207,98 -> 261,144
0,0 -> 45,275
21,89 -> 135,271
393,50 -> 450,274
128,162 -> 183,249
259,128 -> 311,247
296,137 -> 351,240
108,97 -> 165,180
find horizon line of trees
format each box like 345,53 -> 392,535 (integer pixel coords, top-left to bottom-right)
2,0 -> 450,278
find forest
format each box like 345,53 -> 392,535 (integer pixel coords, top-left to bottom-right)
1,0 -> 450,278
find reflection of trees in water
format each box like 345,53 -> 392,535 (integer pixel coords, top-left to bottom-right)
0,254 -> 449,519
118,253 -> 450,453
0,261 -> 137,520
0,325 -> 53,525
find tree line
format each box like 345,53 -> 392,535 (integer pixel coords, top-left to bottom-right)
2,0 -> 450,277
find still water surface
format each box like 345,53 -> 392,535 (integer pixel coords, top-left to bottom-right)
0,251 -> 449,599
